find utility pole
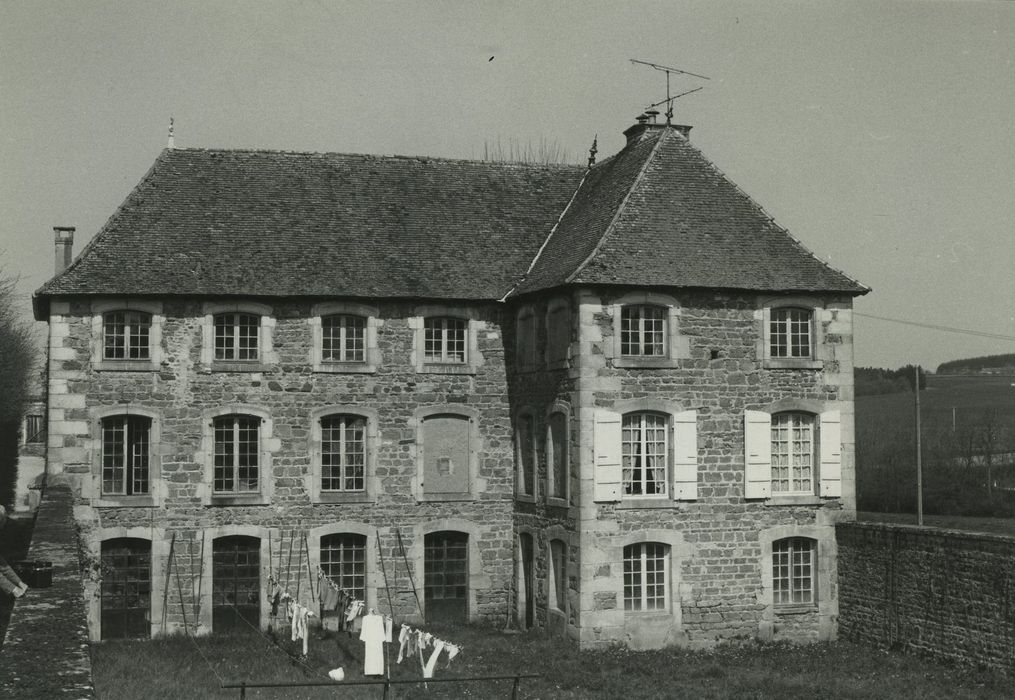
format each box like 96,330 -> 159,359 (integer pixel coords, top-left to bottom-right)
915,365 -> 923,526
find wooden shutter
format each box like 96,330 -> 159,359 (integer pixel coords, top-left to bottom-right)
672,410 -> 698,500
593,409 -> 622,502
744,410 -> 772,499
819,410 -> 842,497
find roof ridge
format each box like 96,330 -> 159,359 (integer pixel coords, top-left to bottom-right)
563,129 -> 667,285
673,135 -> 871,293
169,146 -> 584,171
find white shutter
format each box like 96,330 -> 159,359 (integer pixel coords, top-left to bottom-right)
672,409 -> 698,500
819,410 -> 842,497
744,410 -> 772,499
593,409 -> 623,502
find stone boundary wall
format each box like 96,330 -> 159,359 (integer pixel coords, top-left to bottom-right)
0,483 -> 95,698
837,521 -> 1015,671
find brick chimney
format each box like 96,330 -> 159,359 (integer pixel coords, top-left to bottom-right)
54,226 -> 74,274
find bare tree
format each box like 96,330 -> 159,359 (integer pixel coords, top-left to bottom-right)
0,272 -> 36,507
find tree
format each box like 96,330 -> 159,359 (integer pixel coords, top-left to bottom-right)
0,272 -> 36,507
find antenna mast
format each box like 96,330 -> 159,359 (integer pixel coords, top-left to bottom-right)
630,59 -> 710,124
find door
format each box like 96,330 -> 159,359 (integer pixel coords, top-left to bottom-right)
424,531 -> 468,623
101,538 -> 151,639
519,533 -> 534,629
212,535 -> 261,633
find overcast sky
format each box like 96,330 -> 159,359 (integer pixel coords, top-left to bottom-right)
2,0 -> 1013,370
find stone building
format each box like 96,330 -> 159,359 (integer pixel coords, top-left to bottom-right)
33,118 -> 867,648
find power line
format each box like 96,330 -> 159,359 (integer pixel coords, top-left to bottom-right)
854,312 -> 1015,342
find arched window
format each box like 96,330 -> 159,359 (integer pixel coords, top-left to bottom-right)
101,415 -> 152,496
623,542 -> 668,612
213,415 -> 261,493
772,537 -> 816,607
320,533 -> 367,601
321,414 -> 367,492
549,539 -> 567,612
547,412 -> 568,501
103,311 -> 151,360
515,413 -> 536,498
620,305 -> 666,357
100,538 -> 151,639
771,412 -> 815,494
622,412 -> 668,496
212,535 -> 261,632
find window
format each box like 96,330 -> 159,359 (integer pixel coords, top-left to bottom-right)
101,416 -> 151,495
320,533 -> 366,601
214,313 -> 260,361
771,412 -> 814,494
424,317 -> 467,363
322,314 -> 366,363
769,308 -> 812,359
421,413 -> 472,497
213,415 -> 260,493
100,538 -> 151,639
212,535 -> 260,632
622,412 -> 668,496
321,414 -> 366,492
623,542 -> 668,612
515,307 -> 538,370
516,413 -> 535,497
24,414 -> 45,444
546,299 -> 570,366
621,306 -> 666,357
550,539 -> 567,612
103,311 -> 151,360
547,412 -> 568,501
772,537 -> 815,607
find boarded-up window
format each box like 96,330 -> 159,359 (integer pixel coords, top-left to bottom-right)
422,414 -> 470,494
548,412 -> 568,500
516,413 -> 535,497
546,302 -> 570,364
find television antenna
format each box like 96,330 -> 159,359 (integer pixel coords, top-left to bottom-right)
630,59 -> 710,124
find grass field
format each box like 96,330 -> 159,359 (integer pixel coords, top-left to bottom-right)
89,624 -> 1015,699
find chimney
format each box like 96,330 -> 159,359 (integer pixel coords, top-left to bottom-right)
623,115 -> 692,146
54,226 -> 75,274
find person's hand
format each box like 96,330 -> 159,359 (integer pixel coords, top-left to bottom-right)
12,586 -> 24,598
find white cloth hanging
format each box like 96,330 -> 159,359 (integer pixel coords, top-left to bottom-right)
359,612 -> 386,676
423,640 -> 446,679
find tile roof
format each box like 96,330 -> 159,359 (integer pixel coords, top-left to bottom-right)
513,124 -> 868,296
35,148 -> 585,304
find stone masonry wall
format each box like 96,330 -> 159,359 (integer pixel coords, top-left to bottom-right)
837,521 -> 1015,671
574,288 -> 856,650
46,297 -> 517,639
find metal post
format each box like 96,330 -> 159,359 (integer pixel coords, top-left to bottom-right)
382,680 -> 390,699
512,675 -> 521,700
915,365 -> 923,527
239,681 -> 246,699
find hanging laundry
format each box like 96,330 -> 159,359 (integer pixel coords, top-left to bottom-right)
423,639 -> 445,679
444,643 -> 461,667
328,667 -> 345,681
397,624 -> 411,664
359,610 -> 386,676
384,615 -> 393,643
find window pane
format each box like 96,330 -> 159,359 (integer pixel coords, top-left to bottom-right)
773,537 -> 814,606
215,313 -> 259,361
771,413 -> 814,493
214,415 -> 259,493
517,414 -> 534,496
322,315 -> 366,363
549,413 -> 567,498
622,413 -> 668,496
623,542 -> 667,612
424,317 -> 467,363
321,533 -> 366,600
770,308 -> 812,359
321,414 -> 366,491
621,306 -> 666,357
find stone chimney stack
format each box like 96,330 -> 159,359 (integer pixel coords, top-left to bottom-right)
54,226 -> 75,274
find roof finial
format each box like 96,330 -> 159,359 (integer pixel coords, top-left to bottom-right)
167,116 -> 175,149
587,134 -> 598,167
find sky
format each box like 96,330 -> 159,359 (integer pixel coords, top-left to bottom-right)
1,0 -> 1013,370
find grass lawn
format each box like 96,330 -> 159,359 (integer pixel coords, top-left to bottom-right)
857,511 -> 1015,537
90,623 -> 1014,699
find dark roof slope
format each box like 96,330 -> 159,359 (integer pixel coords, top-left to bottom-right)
36,148 -> 585,303
514,125 -> 868,296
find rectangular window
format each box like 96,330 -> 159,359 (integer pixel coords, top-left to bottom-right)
547,303 -> 570,364
620,306 -> 665,357
321,415 -> 366,491
320,533 -> 366,601
622,413 -> 668,496
773,537 -> 815,606
103,311 -> 151,360
322,315 -> 366,363
770,308 -> 812,359
213,415 -> 260,493
623,543 -> 667,611
24,414 -> 45,444
101,416 -> 151,495
516,310 -> 537,369
424,317 -> 467,363
214,313 -> 259,361
771,412 -> 814,494
516,414 -> 535,497
548,412 -> 568,500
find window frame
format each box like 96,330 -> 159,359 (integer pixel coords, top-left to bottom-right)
90,299 -> 163,372
414,406 -> 483,502
546,407 -> 570,506
772,537 -> 817,610
514,410 -> 537,502
424,316 -> 468,364
622,542 -> 669,613
23,414 -> 45,445
621,411 -> 670,499
545,297 -> 571,369
100,414 -> 152,497
770,411 -> 816,496
411,306 -> 481,375
620,304 -> 667,358
201,303 -> 275,371
213,312 -> 261,362
202,406 -> 274,506
759,299 -> 824,370
608,292 -> 687,369
309,406 -> 378,504
549,538 -> 567,614
310,302 -> 380,374
515,305 -> 539,372
102,310 -> 152,361
90,407 -> 161,507
319,532 -> 368,602
212,414 -> 262,495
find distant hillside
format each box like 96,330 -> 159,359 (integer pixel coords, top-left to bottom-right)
937,353 -> 1015,375
855,365 -> 926,396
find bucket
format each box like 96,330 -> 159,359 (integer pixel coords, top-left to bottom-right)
14,560 -> 53,588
